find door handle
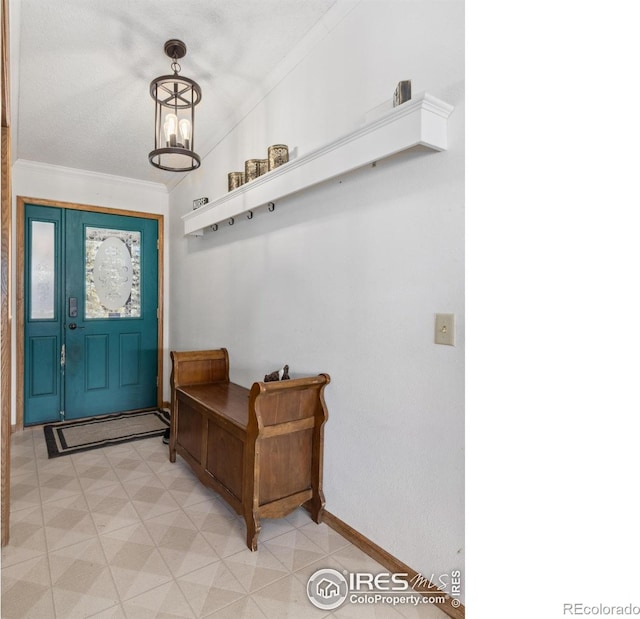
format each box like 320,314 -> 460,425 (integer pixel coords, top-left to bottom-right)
68,323 -> 85,330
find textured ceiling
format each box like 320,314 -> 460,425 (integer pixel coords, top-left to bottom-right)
14,0 -> 337,187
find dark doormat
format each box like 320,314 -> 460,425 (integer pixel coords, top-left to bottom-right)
43,409 -> 170,458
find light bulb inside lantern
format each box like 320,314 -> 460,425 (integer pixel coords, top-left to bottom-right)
163,113 -> 178,147
179,119 -> 192,150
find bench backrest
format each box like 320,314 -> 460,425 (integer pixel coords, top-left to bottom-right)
249,374 -> 330,429
170,348 -> 230,388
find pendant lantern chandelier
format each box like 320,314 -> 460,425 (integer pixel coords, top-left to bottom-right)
149,39 -> 202,172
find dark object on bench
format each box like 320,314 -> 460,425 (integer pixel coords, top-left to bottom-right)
264,364 -> 290,382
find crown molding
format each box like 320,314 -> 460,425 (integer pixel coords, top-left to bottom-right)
12,159 -> 168,193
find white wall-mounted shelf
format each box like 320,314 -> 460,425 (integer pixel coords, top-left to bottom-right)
182,91 -> 454,236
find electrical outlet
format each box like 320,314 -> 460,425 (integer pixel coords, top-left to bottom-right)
435,313 -> 455,346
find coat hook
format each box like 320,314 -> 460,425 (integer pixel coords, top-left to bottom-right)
211,224 -> 218,231
228,217 -> 235,226
268,202 -> 275,212
247,211 -> 253,219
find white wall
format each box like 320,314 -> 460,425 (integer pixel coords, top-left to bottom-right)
10,160 -> 170,422
168,0 -> 464,599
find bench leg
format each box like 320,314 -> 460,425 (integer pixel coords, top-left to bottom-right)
307,488 -> 326,524
169,410 -> 177,463
244,510 -> 261,551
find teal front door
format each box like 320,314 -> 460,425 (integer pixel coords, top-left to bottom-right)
24,204 -> 159,425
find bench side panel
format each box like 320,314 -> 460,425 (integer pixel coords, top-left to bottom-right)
248,374 -> 330,515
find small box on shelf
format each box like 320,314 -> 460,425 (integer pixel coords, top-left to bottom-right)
393,80 -> 412,107
192,197 -> 209,210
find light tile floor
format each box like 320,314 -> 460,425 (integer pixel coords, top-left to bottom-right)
2,427 -> 449,618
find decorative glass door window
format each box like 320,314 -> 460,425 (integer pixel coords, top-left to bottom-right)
85,227 -> 141,318
30,221 -> 56,320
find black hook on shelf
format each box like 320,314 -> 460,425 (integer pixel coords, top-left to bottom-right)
268,202 -> 275,212
211,224 -> 218,232
247,211 -> 253,220
228,218 -> 235,226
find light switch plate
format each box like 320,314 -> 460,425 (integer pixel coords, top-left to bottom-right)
435,313 -> 455,346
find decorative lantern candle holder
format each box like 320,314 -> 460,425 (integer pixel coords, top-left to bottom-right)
267,144 -> 289,171
245,158 -> 267,182
228,171 -> 245,191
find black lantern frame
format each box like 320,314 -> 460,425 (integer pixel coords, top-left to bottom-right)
149,40 -> 202,172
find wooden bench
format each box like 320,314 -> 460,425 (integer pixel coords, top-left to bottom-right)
169,348 -> 330,550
